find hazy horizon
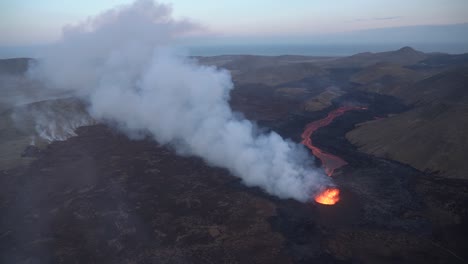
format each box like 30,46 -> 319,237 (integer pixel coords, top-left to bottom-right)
1,34 -> 467,59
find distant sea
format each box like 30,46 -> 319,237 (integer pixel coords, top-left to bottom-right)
186,43 -> 468,57
1,43 -> 467,59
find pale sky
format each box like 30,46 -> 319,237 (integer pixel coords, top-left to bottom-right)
1,0 -> 468,45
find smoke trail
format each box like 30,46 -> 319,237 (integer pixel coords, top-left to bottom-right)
29,0 -> 330,201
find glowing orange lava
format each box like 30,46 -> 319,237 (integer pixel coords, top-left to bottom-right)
301,106 -> 367,205
314,188 -> 340,205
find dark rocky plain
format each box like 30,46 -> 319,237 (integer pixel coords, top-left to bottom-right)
1,48 -> 468,263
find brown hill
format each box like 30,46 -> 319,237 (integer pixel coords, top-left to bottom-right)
196,55 -> 337,85
410,53 -> 468,69
399,67 -> 468,104
329,47 -> 427,68
350,62 -> 425,96
196,55 -> 335,71
347,67 -> 468,179
0,58 -> 32,75
351,63 -> 421,85
233,62 -> 327,86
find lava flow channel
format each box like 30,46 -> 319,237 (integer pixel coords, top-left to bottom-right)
301,106 -> 366,205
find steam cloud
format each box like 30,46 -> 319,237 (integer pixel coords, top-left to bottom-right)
29,0 -> 330,201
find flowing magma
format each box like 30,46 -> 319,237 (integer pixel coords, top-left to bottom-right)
301,106 -> 367,205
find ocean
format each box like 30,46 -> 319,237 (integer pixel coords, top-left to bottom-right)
186,43 -> 468,57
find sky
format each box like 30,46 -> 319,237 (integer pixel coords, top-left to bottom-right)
0,0 -> 468,57
1,0 -> 468,46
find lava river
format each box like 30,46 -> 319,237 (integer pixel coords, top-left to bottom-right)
301,106 -> 366,205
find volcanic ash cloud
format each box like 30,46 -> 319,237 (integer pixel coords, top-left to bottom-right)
29,0 -> 330,201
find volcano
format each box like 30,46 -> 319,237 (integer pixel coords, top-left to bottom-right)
301,106 -> 367,204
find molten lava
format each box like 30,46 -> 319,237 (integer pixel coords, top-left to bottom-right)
314,188 -> 340,205
301,106 -> 366,205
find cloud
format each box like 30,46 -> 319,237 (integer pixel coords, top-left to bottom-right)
352,16 -> 403,22
373,16 -> 403,21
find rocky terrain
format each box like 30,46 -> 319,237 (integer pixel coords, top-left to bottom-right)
347,60 -> 468,179
1,47 -> 468,263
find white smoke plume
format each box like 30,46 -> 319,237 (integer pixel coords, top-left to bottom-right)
11,98 -> 95,142
29,0 -> 330,201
